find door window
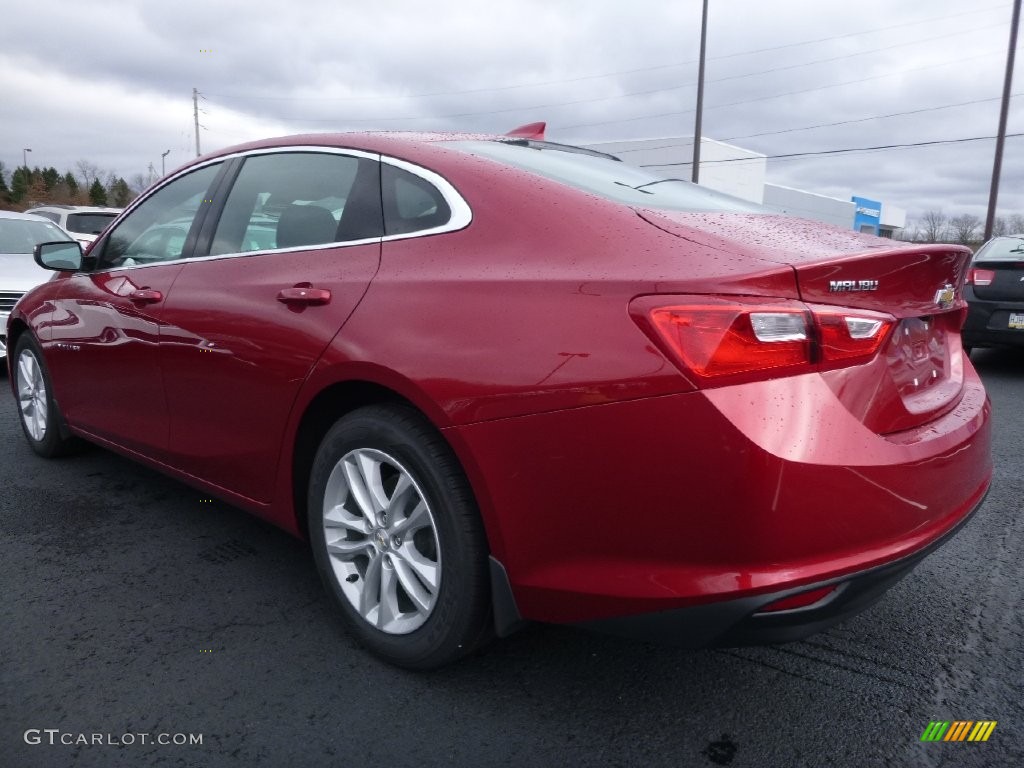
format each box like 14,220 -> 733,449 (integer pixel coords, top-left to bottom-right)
96,163 -> 222,269
209,152 -> 383,256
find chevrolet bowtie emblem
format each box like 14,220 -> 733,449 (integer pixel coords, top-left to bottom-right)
934,283 -> 956,310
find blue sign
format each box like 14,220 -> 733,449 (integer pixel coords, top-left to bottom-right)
852,196 -> 881,235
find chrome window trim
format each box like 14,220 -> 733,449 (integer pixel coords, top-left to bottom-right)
87,145 -> 472,274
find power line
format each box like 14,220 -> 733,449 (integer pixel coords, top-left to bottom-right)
608,93 -> 1020,155
216,48 -> 997,128
559,51 -> 995,132
640,132 -> 1024,167
205,3 -> 1008,105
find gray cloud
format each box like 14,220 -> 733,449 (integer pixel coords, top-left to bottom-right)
1,0 -> 1020,222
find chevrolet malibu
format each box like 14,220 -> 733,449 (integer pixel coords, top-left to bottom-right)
7,131 -> 992,669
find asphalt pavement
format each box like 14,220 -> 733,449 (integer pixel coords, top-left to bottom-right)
1,350 -> 1021,768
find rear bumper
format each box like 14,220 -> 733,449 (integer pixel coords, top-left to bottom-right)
578,488 -> 986,646
963,288 -> 1024,348
451,363 -> 992,631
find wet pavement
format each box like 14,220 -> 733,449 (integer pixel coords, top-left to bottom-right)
1,349 -> 1021,767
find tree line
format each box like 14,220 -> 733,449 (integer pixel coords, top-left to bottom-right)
899,211 -> 1024,246
0,160 -> 154,211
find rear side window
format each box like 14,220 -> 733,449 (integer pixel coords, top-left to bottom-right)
30,210 -> 60,223
382,163 -> 451,236
446,139 -> 765,214
210,152 -> 383,256
67,213 -> 118,235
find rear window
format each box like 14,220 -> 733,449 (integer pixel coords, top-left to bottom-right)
0,218 -> 73,253
67,212 -> 118,235
974,236 -> 1024,263
446,139 -> 765,213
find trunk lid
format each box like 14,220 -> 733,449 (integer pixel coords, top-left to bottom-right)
637,210 -> 974,433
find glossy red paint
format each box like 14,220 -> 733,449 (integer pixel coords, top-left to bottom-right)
7,132 -> 992,637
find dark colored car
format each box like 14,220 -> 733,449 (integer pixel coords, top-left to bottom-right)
7,132 -> 992,669
962,234 -> 1024,353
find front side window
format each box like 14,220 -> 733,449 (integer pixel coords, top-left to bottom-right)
209,152 -> 383,256
97,163 -> 221,269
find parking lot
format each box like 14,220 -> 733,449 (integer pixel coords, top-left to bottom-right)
1,350 -> 1021,768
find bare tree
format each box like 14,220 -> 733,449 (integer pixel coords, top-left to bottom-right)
74,160 -> 101,190
1008,214 -> 1024,234
919,210 -> 948,243
991,216 -> 1009,237
949,214 -> 981,246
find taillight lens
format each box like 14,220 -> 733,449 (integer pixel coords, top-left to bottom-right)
633,296 -> 896,387
967,268 -> 995,286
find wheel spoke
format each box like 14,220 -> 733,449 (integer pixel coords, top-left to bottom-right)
357,452 -> 390,514
386,472 -> 415,517
377,564 -> 400,629
392,553 -> 434,614
323,503 -> 369,535
390,501 -> 430,537
342,454 -> 378,524
359,553 -> 383,617
395,541 -> 440,592
325,535 -> 370,560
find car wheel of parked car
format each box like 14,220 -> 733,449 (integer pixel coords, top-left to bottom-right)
13,335 -> 79,458
308,404 -> 492,669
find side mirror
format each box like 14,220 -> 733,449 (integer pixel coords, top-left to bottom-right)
34,241 -> 83,272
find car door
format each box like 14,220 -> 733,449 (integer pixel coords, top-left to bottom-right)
45,162 -> 225,457
158,149 -> 384,503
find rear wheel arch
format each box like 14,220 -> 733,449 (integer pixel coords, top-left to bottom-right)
291,381 -> 486,538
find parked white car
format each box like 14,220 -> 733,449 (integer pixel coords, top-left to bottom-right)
1,210 -> 74,361
24,204 -> 121,249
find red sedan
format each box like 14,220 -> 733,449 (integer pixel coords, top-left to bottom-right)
8,131 -> 991,669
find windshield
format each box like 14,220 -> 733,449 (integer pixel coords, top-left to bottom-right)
974,235 -> 1024,262
446,139 -> 766,213
67,212 -> 119,235
0,218 -> 73,253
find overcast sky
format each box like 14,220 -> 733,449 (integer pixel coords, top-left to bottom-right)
1,0 -> 1021,222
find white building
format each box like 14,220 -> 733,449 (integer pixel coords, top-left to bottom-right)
583,136 -> 906,238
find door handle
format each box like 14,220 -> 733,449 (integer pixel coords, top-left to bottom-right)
128,288 -> 163,304
277,287 -> 331,305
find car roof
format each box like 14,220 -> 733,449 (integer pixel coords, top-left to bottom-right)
0,210 -> 54,222
26,205 -> 121,213
172,131 -> 502,174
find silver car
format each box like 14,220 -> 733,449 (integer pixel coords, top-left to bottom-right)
0,210 -> 74,361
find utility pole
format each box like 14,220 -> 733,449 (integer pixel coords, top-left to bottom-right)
691,0 -> 709,184
193,87 -> 201,158
22,147 -> 31,170
984,0 -> 1021,240
161,149 -> 171,176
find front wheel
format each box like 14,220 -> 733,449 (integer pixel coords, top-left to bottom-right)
13,334 -> 79,457
308,404 -> 492,669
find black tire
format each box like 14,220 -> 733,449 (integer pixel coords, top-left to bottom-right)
12,334 -> 80,458
308,404 -> 492,669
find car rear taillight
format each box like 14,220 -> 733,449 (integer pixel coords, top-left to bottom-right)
632,296 -> 895,387
967,268 -> 996,286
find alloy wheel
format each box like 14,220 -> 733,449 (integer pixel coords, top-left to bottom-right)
321,448 -> 442,635
16,348 -> 48,442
